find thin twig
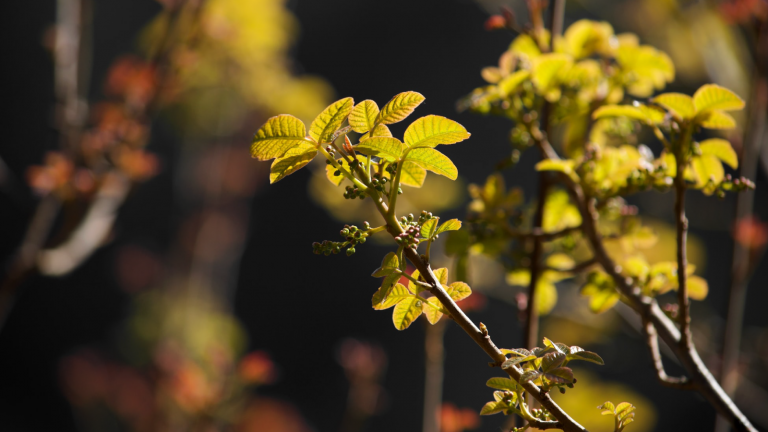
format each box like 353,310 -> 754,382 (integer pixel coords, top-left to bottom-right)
673,135 -> 692,349
641,319 -> 695,390
502,225 -> 581,242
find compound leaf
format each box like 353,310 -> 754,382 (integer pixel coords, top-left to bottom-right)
309,97 -> 354,143
699,110 -> 737,129
447,281 -> 471,302
652,93 -> 695,120
404,115 -> 471,148
376,91 -> 425,125
436,219 -> 462,235
399,160 -> 427,187
421,217 -> 439,239
404,148 -> 458,180
251,115 -> 308,161
348,100 -> 379,133
372,252 -> 400,277
699,138 -> 738,169
356,137 -> 404,162
269,143 -> 317,183
693,84 -> 745,114
373,281 -> 409,310
392,295 -> 423,330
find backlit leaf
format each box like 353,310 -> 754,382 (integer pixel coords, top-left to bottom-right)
546,253 -> 575,271
421,217 -> 439,239
652,93 -> 695,120
399,160 -> 427,187
404,148 -> 458,180
501,348 -> 532,357
535,159 -> 578,182
480,401 -> 506,416
422,297 -> 444,324
251,115 -> 308,161
687,275 -> 709,300
360,124 -> 393,140
506,269 -> 530,286
510,34 -> 541,60
356,137 -> 404,162
567,347 -> 605,365
699,110 -> 737,129
436,219 -> 462,235
502,355 -> 537,368
373,282 -> 410,310
269,143 -> 317,183
447,281 -> 471,302
693,84 -> 745,114
536,280 -> 558,315
309,97 -> 354,143
376,91 -> 425,125
541,352 -> 566,372
392,295 -> 423,330
498,70 -> 531,95
372,252 -> 400,277
598,401 -> 615,414
486,377 -> 519,392
404,115 -> 471,148
543,367 -> 574,384
542,189 -> 582,233
325,163 -> 345,186
520,370 -> 542,384
348,100 -> 379,133
689,154 -> 724,190
592,105 -> 647,121
531,53 -> 571,92
699,138 -> 738,169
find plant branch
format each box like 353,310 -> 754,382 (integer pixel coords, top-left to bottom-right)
673,132 -> 692,348
502,225 -> 580,242
641,318 -> 695,390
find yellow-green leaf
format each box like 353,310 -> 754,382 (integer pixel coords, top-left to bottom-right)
506,269 -> 530,286
585,287 -> 619,314
546,253 -> 575,271
498,70 -> 531,95
399,160 -> 427,187
699,138 -> 738,169
531,53 -> 571,92
309,97 -> 354,143
348,100 -> 379,133
356,137 -> 404,162
269,143 -> 317,183
404,115 -> 471,148
372,252 -> 400,277
486,377 -> 519,392
372,273 -> 401,308
693,84 -> 745,114
360,124 -> 393,140
436,219 -> 462,235
699,110 -> 737,130
480,400 -> 506,416
392,295 -> 423,330
421,217 -> 439,239
374,283 -> 411,310
592,105 -> 647,121
535,159 -> 578,182
376,91 -> 425,125
404,148 -> 458,180
652,93 -> 695,120
251,115 -> 308,161
689,154 -> 724,189
325,162 -> 345,186
510,34 -> 541,60
536,280 -> 558,315
447,281 -> 471,302
422,298 -> 444,324
542,189 -> 582,233
687,275 -> 709,300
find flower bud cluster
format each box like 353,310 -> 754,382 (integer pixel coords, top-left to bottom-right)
394,211 -> 433,249
343,185 -> 366,200
312,223 -> 373,257
370,173 -> 389,192
715,174 -> 755,198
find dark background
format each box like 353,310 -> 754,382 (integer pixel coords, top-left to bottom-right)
1,0 -> 767,431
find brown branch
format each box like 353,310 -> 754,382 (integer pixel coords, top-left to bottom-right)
673,144 -> 692,348
567,180 -> 757,432
502,224 -> 581,242
401,247 -> 588,432
544,257 -> 597,274
641,318 -> 695,390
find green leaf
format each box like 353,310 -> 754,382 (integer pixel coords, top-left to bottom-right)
373,282 -> 410,310
356,137 -> 405,162
543,367 -> 574,384
421,217 -> 440,239
361,124 -> 393,140
348,100 -> 379,133
392,295 -> 423,330
501,348 -> 532,357
651,93 -> 695,120
699,110 -> 737,129
598,401 -> 616,414
693,84 -> 745,114
567,346 -> 605,365
542,189 -> 582,234
269,143 -> 317,183
404,148 -> 458,180
520,370 -> 542,384
687,275 -> 709,300
251,115 -> 308,161
699,138 -> 738,169
309,97 -> 354,143
436,219 -> 462,235
592,105 -> 647,121
372,252 -> 400,277
480,400 -> 506,416
542,337 -> 564,353
404,115 -> 471,149
506,269 -> 530,286
531,53 -> 571,92
447,281 -> 471,302
376,91 -> 426,125
510,34 -> 541,60
399,160 -> 427,187
502,355 -> 537,368
325,163 -> 345,186
498,70 -> 531,95
486,377 -> 519,392
689,154 -> 724,190
422,297 -> 444,324
535,159 -> 578,182
546,253 -> 575,271
615,402 -> 636,421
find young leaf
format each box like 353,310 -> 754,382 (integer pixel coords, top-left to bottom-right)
543,367 -> 574,384
348,100 -> 379,133
543,337 -> 564,353
361,124 -> 393,140
309,97 -> 354,143
699,110 -> 737,129
372,252 -> 400,277
422,297 -> 444,324
376,91 -> 426,125
651,93 -> 695,120
325,163 -> 345,186
501,348 -> 532,357
535,159 -> 578,182
498,70 -> 530,95
404,148 -> 458,180
541,352 -> 566,372
436,219 -> 462,235
420,217 -> 439,239
531,53 -> 571,92
598,401 -> 616,414
392,295 -> 423,330
699,138 -> 738,169
536,280 -> 558,315
693,84 -> 745,114
486,377 -> 519,392
446,281 -> 471,302
399,160 -> 427,187
480,400 -> 506,416
251,115 -> 308,161
269,143 -> 317,183
520,370 -> 542,384
689,154 -> 724,189
356,137 -> 405,162
592,105 -> 648,122
546,253 -> 576,271
502,355 -> 537,368
373,284 -> 413,310
404,115 -> 471,148
567,346 -> 605,365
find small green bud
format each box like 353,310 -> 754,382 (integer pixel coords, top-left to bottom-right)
346,248 -> 356,256
559,387 -> 566,394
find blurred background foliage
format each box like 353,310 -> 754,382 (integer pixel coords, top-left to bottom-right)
0,0 -> 766,432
